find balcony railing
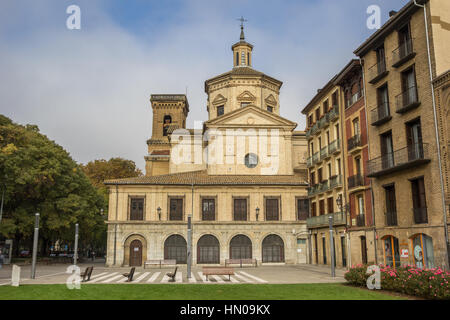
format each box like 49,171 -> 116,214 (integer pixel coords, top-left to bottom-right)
368,59 -> 388,84
414,207 -> 428,224
312,152 -> 320,165
307,212 -> 345,228
348,174 -> 365,190
308,184 -> 319,197
367,143 -> 430,177
329,175 -> 342,189
371,102 -> 391,126
318,180 -> 329,193
320,146 -> 329,160
348,135 -> 362,152
318,117 -> 327,129
392,39 -> 415,68
396,85 -> 420,113
310,123 -> 320,135
356,214 -> 366,227
329,139 -> 341,154
307,156 -> 313,168
386,211 -> 398,226
327,105 -> 339,122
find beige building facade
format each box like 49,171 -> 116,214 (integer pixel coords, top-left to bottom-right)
105,26 -> 309,267
355,0 -> 450,268
302,76 -> 348,268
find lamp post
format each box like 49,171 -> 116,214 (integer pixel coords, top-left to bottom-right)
157,207 -> 161,221
256,207 -> 260,221
328,215 -> 335,278
31,213 -> 40,279
73,223 -> 79,265
187,215 -> 192,279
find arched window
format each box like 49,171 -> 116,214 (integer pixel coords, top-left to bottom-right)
164,235 -> 187,264
262,235 -> 284,263
383,235 -> 400,268
197,235 -> 220,264
230,235 -> 252,259
163,115 -> 172,136
411,234 -> 434,269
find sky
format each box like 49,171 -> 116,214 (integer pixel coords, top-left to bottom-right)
0,0 -> 408,171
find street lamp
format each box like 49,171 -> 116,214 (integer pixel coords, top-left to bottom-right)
157,207 -> 161,221
256,207 -> 260,221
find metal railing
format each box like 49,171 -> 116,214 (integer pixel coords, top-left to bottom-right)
320,146 -> 329,160
327,105 -> 339,122
347,134 -> 362,151
392,39 -> 414,66
329,175 -> 342,188
318,180 -> 330,193
371,102 -> 391,125
307,157 -> 313,168
386,211 -> 398,226
308,184 -> 319,197
414,207 -> 428,224
367,143 -> 429,176
307,212 -> 345,228
356,214 -> 365,227
312,152 -> 320,164
318,117 -> 327,129
348,174 -> 365,189
396,85 -> 419,113
368,59 -> 387,83
329,139 -> 341,154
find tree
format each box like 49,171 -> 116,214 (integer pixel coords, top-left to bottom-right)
0,114 -> 106,255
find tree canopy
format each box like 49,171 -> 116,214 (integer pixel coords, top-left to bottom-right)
0,115 -> 106,254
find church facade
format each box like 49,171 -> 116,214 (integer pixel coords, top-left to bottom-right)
104,26 -> 310,267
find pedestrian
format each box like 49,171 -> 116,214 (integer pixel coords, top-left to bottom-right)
92,250 -> 95,262
0,249 -> 4,269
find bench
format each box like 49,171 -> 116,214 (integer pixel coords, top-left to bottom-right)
122,267 -> 135,282
166,267 -> 178,282
144,259 -> 177,269
202,267 -> 234,281
225,259 -> 257,268
81,266 -> 94,282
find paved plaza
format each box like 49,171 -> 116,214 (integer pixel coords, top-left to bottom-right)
0,262 -> 346,286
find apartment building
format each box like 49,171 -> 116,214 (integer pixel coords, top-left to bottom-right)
302,79 -> 348,268
335,60 -> 375,266
354,0 -> 450,268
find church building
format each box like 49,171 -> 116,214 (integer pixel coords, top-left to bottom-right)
104,24 -> 309,267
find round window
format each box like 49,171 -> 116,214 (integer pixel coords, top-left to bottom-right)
244,153 -> 258,168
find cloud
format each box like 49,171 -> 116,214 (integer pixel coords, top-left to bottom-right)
0,0 -> 408,171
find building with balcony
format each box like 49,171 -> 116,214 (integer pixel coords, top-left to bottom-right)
355,0 -> 450,269
335,60 -> 374,267
301,75 -> 347,268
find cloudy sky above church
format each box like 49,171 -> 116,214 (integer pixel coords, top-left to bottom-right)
0,0 -> 407,170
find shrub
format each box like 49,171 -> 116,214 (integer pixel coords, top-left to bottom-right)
344,264 -> 450,300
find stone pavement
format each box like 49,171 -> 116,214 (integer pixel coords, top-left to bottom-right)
0,262 -> 346,285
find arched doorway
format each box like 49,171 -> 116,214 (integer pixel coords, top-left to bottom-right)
129,240 -> 143,267
262,234 -> 284,263
164,235 -> 187,264
124,234 -> 147,267
229,235 -> 252,259
197,235 -> 220,264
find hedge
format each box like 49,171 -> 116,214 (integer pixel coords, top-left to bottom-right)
344,264 -> 450,300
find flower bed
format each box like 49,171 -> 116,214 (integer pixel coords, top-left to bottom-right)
344,264 -> 450,300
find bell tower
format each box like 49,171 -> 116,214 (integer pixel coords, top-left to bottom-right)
232,17 -> 253,68
145,94 -> 189,176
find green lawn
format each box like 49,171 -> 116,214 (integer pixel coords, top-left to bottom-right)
0,284 -> 404,300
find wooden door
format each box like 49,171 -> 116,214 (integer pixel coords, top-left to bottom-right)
130,240 -> 142,266
360,236 -> 368,264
